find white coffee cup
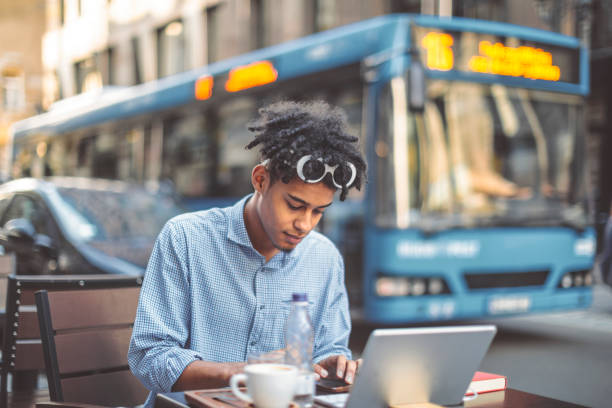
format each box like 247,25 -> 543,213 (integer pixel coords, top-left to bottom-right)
230,363 -> 297,408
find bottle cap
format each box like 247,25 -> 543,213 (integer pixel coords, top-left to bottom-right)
292,293 -> 308,302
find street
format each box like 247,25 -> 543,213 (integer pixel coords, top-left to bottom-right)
481,284 -> 612,408
349,284 -> 612,408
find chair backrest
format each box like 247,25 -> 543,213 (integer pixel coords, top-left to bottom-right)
36,284 -> 148,407
0,253 -> 16,330
0,274 -> 143,408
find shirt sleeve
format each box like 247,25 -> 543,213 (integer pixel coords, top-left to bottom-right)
128,219 -> 203,393
312,253 -> 353,364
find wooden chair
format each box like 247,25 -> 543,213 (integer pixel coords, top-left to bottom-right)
0,274 -> 143,408
35,284 -> 149,407
0,253 -> 17,341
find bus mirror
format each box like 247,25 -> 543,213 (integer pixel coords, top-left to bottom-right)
408,60 -> 426,112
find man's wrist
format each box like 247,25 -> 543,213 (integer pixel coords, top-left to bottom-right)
222,362 -> 246,382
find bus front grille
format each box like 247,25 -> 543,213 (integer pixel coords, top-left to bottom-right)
463,270 -> 550,290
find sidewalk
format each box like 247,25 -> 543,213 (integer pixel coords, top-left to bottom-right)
6,369 -> 48,408
8,380 -> 48,408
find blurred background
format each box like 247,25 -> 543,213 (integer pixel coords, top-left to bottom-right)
1,0 -> 612,407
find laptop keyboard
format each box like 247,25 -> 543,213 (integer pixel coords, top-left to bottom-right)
314,393 -> 349,408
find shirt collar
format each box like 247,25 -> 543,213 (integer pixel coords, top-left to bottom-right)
227,194 -> 253,248
227,194 -> 302,261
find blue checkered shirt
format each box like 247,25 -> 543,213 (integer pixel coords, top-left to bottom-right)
128,195 -> 352,407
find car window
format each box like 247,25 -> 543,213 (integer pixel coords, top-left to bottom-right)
2,194 -> 51,236
55,187 -> 182,241
0,195 -> 11,220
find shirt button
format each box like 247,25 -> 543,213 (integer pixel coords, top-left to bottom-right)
259,305 -> 265,310
250,341 -> 256,346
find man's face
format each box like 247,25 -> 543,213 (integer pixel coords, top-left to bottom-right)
257,177 -> 335,252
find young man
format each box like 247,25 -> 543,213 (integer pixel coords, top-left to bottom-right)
128,100 -> 367,406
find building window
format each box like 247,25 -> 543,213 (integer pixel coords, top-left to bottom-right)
389,0 -> 421,13
251,0 -> 265,50
314,0 -> 335,32
1,69 -> 26,112
131,37 -> 142,85
206,7 -> 219,63
157,20 -> 185,78
455,0 -> 506,22
74,49 -> 113,94
74,58 -> 96,92
98,48 -> 114,86
59,0 -> 65,25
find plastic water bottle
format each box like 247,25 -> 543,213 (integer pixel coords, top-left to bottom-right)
285,292 -> 315,407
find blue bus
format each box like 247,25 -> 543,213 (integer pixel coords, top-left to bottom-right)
10,14 -> 594,323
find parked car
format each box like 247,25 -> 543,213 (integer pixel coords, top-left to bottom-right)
0,177 -> 185,275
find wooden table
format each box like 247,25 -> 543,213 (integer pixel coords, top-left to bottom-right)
155,388 -> 589,408
464,388 -> 588,407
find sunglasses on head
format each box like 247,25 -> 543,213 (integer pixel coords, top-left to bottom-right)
296,155 -> 357,189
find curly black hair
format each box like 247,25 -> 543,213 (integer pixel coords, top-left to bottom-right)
246,100 -> 367,201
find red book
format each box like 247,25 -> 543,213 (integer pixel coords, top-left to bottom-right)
465,371 -> 507,396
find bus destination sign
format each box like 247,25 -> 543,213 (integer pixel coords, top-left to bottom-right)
414,27 -> 580,84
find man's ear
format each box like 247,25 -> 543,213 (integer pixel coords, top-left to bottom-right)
251,164 -> 269,193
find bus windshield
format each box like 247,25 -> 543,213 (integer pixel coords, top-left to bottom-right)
375,78 -> 588,232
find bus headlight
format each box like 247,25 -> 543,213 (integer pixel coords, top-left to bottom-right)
375,275 -> 451,297
411,278 -> 426,296
558,269 -> 592,288
376,276 -> 410,297
428,278 -> 444,295
573,274 -> 584,286
560,273 -> 573,288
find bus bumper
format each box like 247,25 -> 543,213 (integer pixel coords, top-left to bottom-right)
363,288 -> 593,324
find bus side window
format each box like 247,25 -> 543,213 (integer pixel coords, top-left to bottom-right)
336,88 -> 365,201
162,111 -> 214,197
0,196 -> 10,220
216,98 -> 259,197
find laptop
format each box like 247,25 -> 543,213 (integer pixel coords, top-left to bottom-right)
315,325 -> 497,407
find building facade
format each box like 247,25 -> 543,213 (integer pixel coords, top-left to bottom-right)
0,0 -> 46,180
41,0 -> 389,104
39,0 -> 588,109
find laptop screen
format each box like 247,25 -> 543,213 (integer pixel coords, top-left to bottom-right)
343,325 -> 497,407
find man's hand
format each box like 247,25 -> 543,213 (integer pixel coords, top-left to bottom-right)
313,355 -> 362,384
